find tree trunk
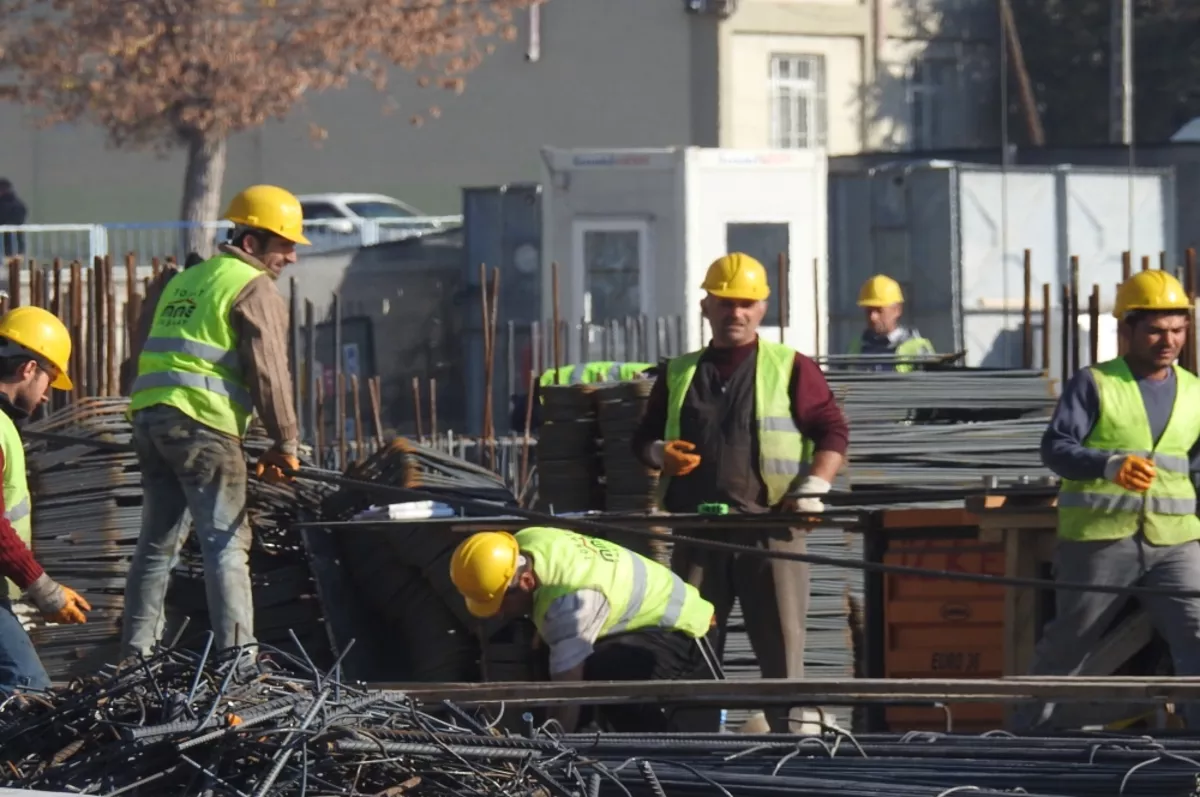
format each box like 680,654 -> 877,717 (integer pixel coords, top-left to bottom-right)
179,131 -> 228,261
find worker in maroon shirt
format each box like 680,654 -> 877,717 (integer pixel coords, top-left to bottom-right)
631,252 -> 849,733
0,307 -> 90,694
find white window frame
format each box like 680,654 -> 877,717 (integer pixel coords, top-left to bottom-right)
768,54 -> 828,150
570,218 -> 654,360
905,58 -> 961,151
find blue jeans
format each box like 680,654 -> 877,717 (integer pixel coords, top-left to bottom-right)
120,405 -> 256,657
0,599 -> 50,693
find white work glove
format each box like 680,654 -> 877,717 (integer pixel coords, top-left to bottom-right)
646,441 -> 666,469
786,475 -> 832,513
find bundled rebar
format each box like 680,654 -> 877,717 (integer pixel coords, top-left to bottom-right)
3,639 -> 1198,797
22,397 -> 336,679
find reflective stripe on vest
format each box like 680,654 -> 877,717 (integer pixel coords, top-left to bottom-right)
848,332 -> 935,373
1057,358 -> 1200,545
128,254 -> 263,438
659,340 -> 809,507
518,527 -> 713,641
0,409 -> 31,601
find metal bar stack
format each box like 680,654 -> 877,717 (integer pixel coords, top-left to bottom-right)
22,397 -> 335,678
4,640 -> 1200,796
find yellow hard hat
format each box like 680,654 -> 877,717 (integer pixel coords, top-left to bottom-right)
222,185 -> 312,246
449,531 -> 521,619
0,306 -> 73,390
701,253 -> 770,301
1113,270 -> 1192,319
857,275 -> 905,307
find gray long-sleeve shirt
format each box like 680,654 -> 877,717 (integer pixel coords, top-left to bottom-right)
1040,364 -> 1200,481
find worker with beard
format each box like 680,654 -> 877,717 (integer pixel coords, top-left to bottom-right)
631,252 -> 849,733
0,307 -> 90,693
121,185 -> 306,660
1023,269 -> 1200,730
848,275 -> 934,372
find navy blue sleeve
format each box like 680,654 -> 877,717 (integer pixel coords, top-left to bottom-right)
1040,369 -> 1111,481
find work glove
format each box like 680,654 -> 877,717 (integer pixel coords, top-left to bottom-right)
255,447 -> 300,485
1104,454 -> 1156,493
25,573 -> 91,625
780,475 -> 832,514
661,440 -> 702,477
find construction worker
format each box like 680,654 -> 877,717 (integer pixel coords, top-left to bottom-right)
1025,269 -> 1200,730
120,185 -> 307,659
849,275 -> 934,372
511,361 -> 657,431
631,252 -> 850,733
450,526 -> 721,732
0,307 -> 90,693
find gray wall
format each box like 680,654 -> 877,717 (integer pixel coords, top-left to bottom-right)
0,0 -> 717,223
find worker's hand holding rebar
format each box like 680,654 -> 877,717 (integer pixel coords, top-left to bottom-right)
25,573 -> 91,625
662,440 -> 702,477
1105,454 -> 1156,492
255,448 -> 300,485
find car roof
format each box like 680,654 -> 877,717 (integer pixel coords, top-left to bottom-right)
296,193 -> 402,204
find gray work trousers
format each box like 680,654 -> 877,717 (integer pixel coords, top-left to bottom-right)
121,405 -> 256,657
671,527 -> 810,732
1015,534 -> 1200,730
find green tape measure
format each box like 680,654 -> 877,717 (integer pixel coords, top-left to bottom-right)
697,502 -> 730,516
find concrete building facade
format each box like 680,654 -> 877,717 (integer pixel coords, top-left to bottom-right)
0,0 -> 999,223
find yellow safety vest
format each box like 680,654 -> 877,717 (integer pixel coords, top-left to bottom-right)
518,527 -> 713,640
129,254 -> 263,438
0,409 -> 31,601
1058,357 -> 1200,544
659,339 -> 811,508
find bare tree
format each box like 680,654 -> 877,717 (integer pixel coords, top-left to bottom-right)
0,0 -> 536,254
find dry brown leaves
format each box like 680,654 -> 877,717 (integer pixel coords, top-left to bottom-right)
0,0 -> 538,148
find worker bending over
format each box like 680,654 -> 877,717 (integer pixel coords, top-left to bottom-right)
849,275 -> 934,372
1024,270 -> 1200,730
450,527 -> 720,732
121,185 -> 307,659
631,252 -> 849,733
0,308 -> 89,692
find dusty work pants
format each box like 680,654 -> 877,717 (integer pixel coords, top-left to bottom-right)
120,405 -> 256,657
1015,534 -> 1200,730
0,599 -> 50,693
671,526 -> 810,732
582,627 -> 721,732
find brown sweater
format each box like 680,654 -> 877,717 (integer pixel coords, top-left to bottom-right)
126,245 -> 299,454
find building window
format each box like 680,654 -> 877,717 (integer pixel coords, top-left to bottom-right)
726,222 -> 790,327
769,54 -> 827,149
906,59 -> 961,150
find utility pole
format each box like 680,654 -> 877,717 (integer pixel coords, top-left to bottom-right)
1110,0 -> 1134,144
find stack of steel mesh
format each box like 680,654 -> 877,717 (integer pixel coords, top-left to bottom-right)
596,380 -> 659,512
22,397 -> 335,679
535,385 -> 603,512
320,439 -> 527,683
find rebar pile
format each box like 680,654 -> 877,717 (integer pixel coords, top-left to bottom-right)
597,380 -> 659,513
536,384 -> 603,512
320,438 -> 527,683
821,369 -> 1058,490
556,730 -> 1200,797
22,397 -> 335,679
4,642 -> 1198,797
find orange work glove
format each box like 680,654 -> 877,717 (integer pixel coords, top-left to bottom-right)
255,449 -> 300,485
663,440 -> 702,477
1109,454 -> 1156,492
45,587 -> 91,625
